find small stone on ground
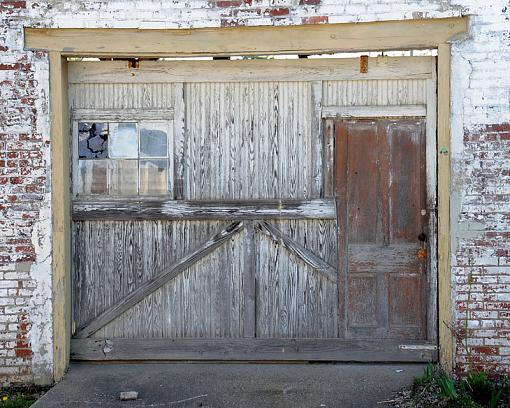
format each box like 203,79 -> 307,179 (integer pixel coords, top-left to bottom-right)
119,391 -> 138,401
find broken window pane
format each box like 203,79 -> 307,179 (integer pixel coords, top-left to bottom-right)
78,160 -> 108,194
140,122 -> 168,157
78,122 -> 108,159
110,123 -> 138,158
110,159 -> 138,195
139,159 -> 168,195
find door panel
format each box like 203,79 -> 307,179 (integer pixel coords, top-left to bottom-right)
335,119 -> 427,341
255,226 -> 338,338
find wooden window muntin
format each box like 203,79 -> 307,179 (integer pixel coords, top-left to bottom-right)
73,118 -> 172,197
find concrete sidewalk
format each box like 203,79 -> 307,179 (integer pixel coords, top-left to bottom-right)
33,362 -> 424,408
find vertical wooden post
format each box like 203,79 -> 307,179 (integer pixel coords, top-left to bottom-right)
243,222 -> 256,337
49,52 -> 71,382
437,43 -> 453,372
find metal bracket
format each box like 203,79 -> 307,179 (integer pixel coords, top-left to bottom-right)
399,344 -> 438,351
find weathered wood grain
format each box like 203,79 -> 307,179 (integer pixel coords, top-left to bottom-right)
336,119 -> 427,341
89,221 -> 245,339
173,82 -> 185,200
335,121 -> 348,338
322,105 -> 426,118
184,81 -> 315,200
255,220 -> 338,339
243,222 -> 256,338
74,221 -> 244,338
257,221 -> 337,282
50,53 -> 71,381
67,58 -> 435,84
72,199 -> 336,220
322,79 -> 428,107
71,108 -> 174,121
26,17 -> 468,57
437,43 -> 453,370
71,338 -> 437,362
69,82 -> 174,110
426,71 -> 438,343
322,119 -> 335,198
311,81 -> 323,198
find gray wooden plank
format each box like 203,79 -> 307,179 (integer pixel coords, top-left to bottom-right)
71,108 -> 174,121
242,222 -> 256,338
71,338 -> 437,362
257,221 -> 337,283
311,81 -> 323,197
72,199 -> 336,220
323,119 -> 335,198
74,221 -> 244,338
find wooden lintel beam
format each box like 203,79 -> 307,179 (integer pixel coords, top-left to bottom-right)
25,17 -> 468,57
74,222 -> 244,339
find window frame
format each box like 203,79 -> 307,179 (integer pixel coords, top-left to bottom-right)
71,114 -> 174,199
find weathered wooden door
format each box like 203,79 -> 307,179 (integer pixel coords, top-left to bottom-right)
333,119 -> 428,340
69,57 -> 437,361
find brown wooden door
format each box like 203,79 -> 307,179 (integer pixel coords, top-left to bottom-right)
335,118 -> 427,341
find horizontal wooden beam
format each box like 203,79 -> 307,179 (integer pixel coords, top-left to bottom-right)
348,244 -> 422,273
71,108 -> 174,121
72,199 -> 336,220
257,221 -> 338,282
71,338 -> 437,362
25,17 -> 468,57
322,105 -> 426,118
73,222 -> 244,339
68,57 -> 434,83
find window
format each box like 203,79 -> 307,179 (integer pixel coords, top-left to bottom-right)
75,121 -> 171,196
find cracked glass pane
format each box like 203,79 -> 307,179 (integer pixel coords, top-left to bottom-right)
140,159 -> 168,195
110,159 -> 138,195
110,123 -> 138,158
140,122 -> 168,158
78,160 -> 108,194
78,122 -> 108,159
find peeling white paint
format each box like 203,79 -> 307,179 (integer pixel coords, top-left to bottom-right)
28,54 -> 53,386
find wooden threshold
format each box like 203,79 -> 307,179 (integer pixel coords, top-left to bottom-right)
71,338 -> 438,362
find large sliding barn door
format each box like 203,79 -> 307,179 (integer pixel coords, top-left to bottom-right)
69,57 -> 437,361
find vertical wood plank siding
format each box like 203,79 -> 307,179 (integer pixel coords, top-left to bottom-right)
74,220 -> 245,338
69,83 -> 174,110
255,220 -> 338,338
322,79 -> 428,107
184,81 -> 314,200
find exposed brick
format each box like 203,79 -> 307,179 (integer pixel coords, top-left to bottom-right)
300,0 -> 321,4
301,15 -> 328,24
266,7 -> 289,17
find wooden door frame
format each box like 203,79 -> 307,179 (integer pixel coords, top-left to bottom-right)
25,16 -> 467,381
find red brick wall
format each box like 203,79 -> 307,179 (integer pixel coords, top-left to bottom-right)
206,0 -> 329,27
0,0 -> 50,385
455,123 -> 510,375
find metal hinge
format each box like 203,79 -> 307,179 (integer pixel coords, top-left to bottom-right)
399,344 -> 438,351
